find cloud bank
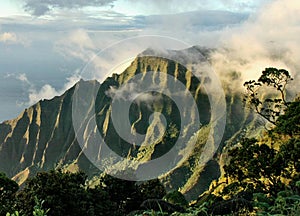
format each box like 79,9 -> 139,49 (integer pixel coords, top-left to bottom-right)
125,0 -> 265,14
0,31 -> 29,46
28,74 -> 81,105
1,0 -> 299,122
9,73 -> 81,106
22,0 -> 117,16
209,0 -> 300,96
0,32 -> 17,43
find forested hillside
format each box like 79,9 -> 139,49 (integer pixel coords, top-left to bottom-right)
1,67 -> 299,215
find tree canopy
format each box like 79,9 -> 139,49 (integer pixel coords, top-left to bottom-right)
213,68 -> 300,215
243,67 -> 293,125
0,172 -> 19,215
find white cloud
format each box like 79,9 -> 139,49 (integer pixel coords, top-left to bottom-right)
0,32 -> 17,43
51,9 -> 248,83
29,74 -> 82,105
28,84 -> 59,104
17,73 -> 30,84
3,0 -> 299,105
55,29 -> 97,62
139,10 -> 248,46
12,73 -> 81,105
54,28 -> 142,81
209,0 -> 300,96
123,0 -> 265,15
5,73 -> 31,84
0,31 -> 30,46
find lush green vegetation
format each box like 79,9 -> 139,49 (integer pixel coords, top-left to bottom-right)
138,68 -> 300,215
190,68 -> 300,215
0,170 -> 170,216
0,172 -> 18,215
1,67 -> 299,215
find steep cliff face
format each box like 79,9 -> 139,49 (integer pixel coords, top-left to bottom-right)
0,50 -> 255,200
0,80 -> 100,182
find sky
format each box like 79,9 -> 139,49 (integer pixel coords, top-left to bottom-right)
0,0 -> 299,122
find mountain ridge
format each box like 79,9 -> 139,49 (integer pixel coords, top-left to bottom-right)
0,48 -> 257,200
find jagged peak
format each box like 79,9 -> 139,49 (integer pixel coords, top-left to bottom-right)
1,47 -> 208,125
75,79 -> 100,87
139,46 -> 213,57
74,46 -> 213,88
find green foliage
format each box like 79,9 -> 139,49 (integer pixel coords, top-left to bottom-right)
274,100 -> 300,136
133,210 -> 168,216
141,203 -> 167,216
254,186 -> 300,216
258,68 -> 292,101
138,179 -> 167,200
184,202 -> 209,216
32,197 -> 50,216
0,169 -> 168,216
243,67 -> 293,125
223,68 -> 298,198
6,197 -> 50,216
222,100 -> 300,200
16,170 -> 87,216
216,67 -> 299,215
16,170 -> 116,216
6,211 -> 21,216
163,190 -> 188,207
269,191 -> 300,215
97,172 -> 167,214
223,138 -> 285,196
0,172 -> 19,215
278,138 -> 300,174
253,193 -> 272,212
85,186 -> 118,215
99,173 -> 142,214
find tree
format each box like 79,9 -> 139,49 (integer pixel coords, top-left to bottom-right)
243,67 -> 293,125
32,197 -> 50,216
278,138 -> 300,175
0,172 -> 19,215
138,179 -> 166,200
98,172 -> 167,214
16,170 -> 90,216
163,190 -> 188,207
274,100 -> 300,136
223,138 -> 285,196
85,186 -> 118,216
99,173 -> 141,214
12,168 -> 168,215
221,99 -> 300,199
210,68 -> 299,215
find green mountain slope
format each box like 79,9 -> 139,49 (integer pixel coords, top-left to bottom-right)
0,48 -> 258,200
